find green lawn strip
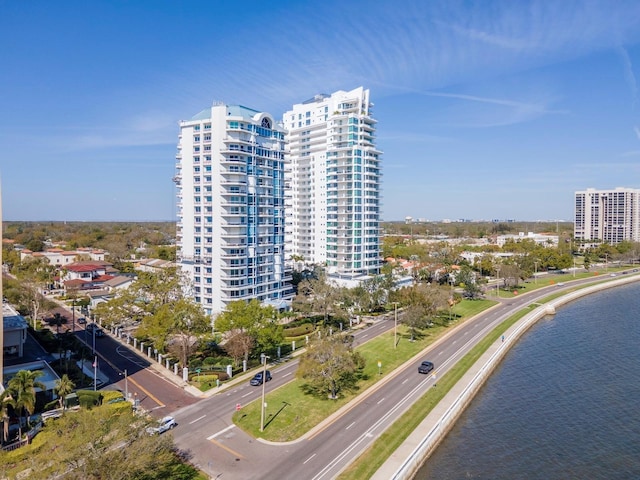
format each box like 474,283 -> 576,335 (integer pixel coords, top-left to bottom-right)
233,325 -> 440,441
233,299 -> 498,441
338,306 -> 533,480
495,270 -> 626,299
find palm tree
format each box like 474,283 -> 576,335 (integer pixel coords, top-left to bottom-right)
7,370 -> 45,440
54,374 -> 75,411
0,390 -> 15,445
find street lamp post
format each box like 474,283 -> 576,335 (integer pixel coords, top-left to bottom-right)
260,354 -> 269,432
120,369 -> 129,399
496,267 -> 501,298
392,302 -> 399,349
534,260 -> 539,285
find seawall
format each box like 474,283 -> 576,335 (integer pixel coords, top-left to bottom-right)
372,274 -> 640,480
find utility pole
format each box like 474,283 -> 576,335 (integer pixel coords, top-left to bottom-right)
393,302 -> 399,349
260,354 -> 269,432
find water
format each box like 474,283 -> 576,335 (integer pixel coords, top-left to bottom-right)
416,282 -> 640,480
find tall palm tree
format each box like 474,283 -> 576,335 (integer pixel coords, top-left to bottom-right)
0,390 -> 15,445
7,370 -> 45,440
54,374 -> 75,411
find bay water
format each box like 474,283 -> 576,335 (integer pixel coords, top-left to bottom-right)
416,281 -> 640,479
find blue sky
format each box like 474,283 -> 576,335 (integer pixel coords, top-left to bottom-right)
1,0 -> 640,222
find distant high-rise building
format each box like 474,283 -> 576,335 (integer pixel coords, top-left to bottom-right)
574,187 -> 640,244
175,104 -> 291,315
283,87 -> 382,276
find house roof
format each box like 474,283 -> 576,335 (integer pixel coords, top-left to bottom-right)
66,264 -> 101,273
104,276 -> 134,287
93,275 -> 115,283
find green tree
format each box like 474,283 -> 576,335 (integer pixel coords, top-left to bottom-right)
457,265 -> 483,299
54,374 -> 75,410
0,391 -> 14,444
397,284 -> 449,338
7,369 -> 45,440
0,406 -> 200,479
297,331 -> 365,399
215,300 -> 280,363
294,274 -> 344,323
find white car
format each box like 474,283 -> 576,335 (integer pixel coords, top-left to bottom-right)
147,416 -> 177,435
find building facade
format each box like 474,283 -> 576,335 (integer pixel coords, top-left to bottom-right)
175,104 -> 291,315
283,87 -> 382,276
574,187 -> 640,244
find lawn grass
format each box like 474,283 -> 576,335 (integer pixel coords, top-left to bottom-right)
337,305 -> 535,480
233,298 -> 498,441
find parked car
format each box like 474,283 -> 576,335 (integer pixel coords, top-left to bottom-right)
250,370 -> 272,386
86,323 -> 98,331
418,361 -> 434,374
94,328 -> 105,337
146,416 -> 177,435
77,317 -> 87,324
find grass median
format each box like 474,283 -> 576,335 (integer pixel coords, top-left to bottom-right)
337,305 -> 535,480
233,299 -> 496,441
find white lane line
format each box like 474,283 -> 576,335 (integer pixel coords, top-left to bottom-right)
346,422 -> 356,430
361,334 -> 368,338
189,415 -> 206,425
283,372 -> 292,377
303,453 -> 317,465
438,351 -> 444,355
206,424 -> 235,440
401,378 -> 409,384
241,392 -> 252,398
377,397 -> 385,405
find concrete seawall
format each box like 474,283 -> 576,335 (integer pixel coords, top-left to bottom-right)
372,274 -> 640,480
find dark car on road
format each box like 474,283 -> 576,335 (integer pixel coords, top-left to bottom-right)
77,317 -> 87,324
418,361 -> 434,374
250,370 -> 272,386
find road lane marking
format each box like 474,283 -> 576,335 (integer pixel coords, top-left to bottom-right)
207,424 -> 235,440
208,438 -> 245,459
303,453 -> 316,464
126,376 -> 165,408
241,392 -> 252,398
401,378 -> 408,384
346,422 -> 355,430
189,415 -> 206,425
377,397 -> 385,405
283,372 -> 292,377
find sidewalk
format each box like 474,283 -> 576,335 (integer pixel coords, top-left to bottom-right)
371,273 -> 640,480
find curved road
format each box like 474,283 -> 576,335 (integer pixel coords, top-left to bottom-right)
169,273 -> 633,479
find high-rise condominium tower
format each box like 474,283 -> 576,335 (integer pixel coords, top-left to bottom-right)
283,87 -> 382,276
574,187 -> 640,244
175,104 -> 291,315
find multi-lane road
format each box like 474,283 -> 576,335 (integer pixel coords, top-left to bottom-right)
90,272 -> 634,479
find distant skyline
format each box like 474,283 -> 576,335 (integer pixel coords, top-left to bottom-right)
1,1 -> 640,222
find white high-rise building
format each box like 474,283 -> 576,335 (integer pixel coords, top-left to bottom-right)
283,87 -> 382,276
574,187 -> 640,245
175,104 -> 291,315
